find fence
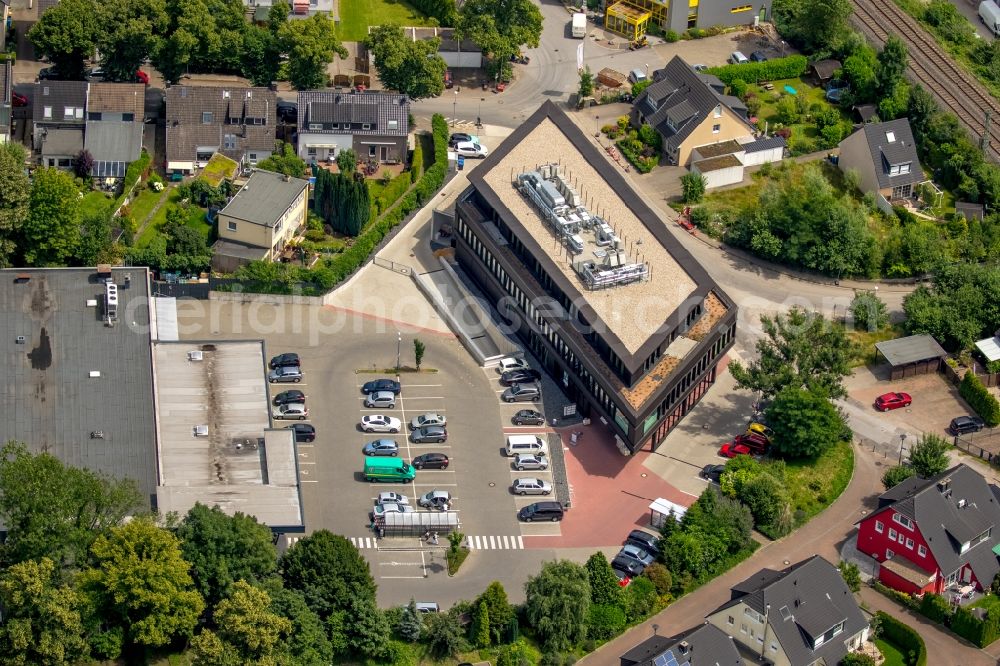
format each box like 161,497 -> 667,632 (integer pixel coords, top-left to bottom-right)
372,256 -> 411,275
954,430 -> 1000,465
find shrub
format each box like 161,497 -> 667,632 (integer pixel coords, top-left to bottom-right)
729,78 -> 748,98
850,291 -> 889,331
882,464 -> 916,489
841,654 -> 877,666
642,563 -> 672,596
707,55 -> 809,85
664,29 -> 680,42
875,611 -> 927,666
637,124 -> 659,147
838,561 -> 861,593
960,372 -> 1000,427
585,604 -> 626,640
918,593 -> 950,624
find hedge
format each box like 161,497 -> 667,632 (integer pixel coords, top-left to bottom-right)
876,611 -> 927,666
114,149 -> 152,211
950,604 -> 1000,648
706,55 -> 809,86
959,372 -> 1000,427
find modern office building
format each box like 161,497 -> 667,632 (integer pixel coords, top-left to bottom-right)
454,101 -> 737,453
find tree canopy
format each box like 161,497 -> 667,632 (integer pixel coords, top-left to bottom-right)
524,560 -> 590,652
28,0 -> 99,79
190,581 -> 292,664
457,0 -> 542,74
281,14 -> 347,90
766,387 -> 847,458
279,530 -> 376,620
903,262 -> 1000,350
96,0 -> 168,82
773,0 -> 852,54
366,24 -> 447,100
257,141 -> 307,178
0,142 -> 31,267
23,168 -> 83,266
908,434 -> 951,478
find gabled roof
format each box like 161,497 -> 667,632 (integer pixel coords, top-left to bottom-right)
219,169 -> 309,229
710,556 -> 867,666
811,59 -> 842,80
165,86 -> 277,163
297,90 -> 409,136
846,118 -> 925,189
636,56 -> 750,151
868,464 -> 1000,585
84,121 -> 143,163
33,80 -> 88,124
619,623 -> 744,666
87,82 -> 145,117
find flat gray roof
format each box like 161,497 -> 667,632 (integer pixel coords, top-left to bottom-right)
219,169 -> 309,228
0,267 -> 158,503
152,341 -> 303,530
875,334 -> 948,367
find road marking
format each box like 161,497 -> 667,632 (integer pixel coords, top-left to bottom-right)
300,479 -> 319,483
466,535 -> 524,550
380,575 -> 427,579
401,384 -> 443,388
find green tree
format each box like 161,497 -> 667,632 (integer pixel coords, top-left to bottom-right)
423,610 -> 468,658
343,595 -> 391,660
76,205 -> 116,267
585,604 -> 626,640
336,148 -> 357,174
775,95 -> 800,124
766,386 -> 846,458
262,580 -> 333,666
524,560 -> 590,652
279,530 -> 376,620
77,518 -> 204,651
839,561 -> 861,593
778,0 -> 852,53
624,576 -> 657,621
96,0 -> 168,82
585,552 -> 623,608
876,35 -> 908,99
175,503 -> 278,610
281,14 -> 347,90
241,23 -> 284,87
28,0 -> 98,79
477,580 -> 513,644
850,291 -> 888,331
457,0 -> 543,75
365,24 -> 447,99
0,557 -> 90,665
642,562 -> 672,596
0,442 -> 142,570
470,599 -> 491,647
882,464 -> 916,489
24,168 -> 82,265
663,531 -> 702,579
908,434 -> 951,477
680,172 -> 706,203
730,307 -> 853,400
257,141 -> 308,178
840,45 -> 878,104
0,143 -> 30,267
414,338 -> 426,370
578,65 -> 594,99
397,599 -> 424,642
190,581 -> 292,664
740,473 -> 788,528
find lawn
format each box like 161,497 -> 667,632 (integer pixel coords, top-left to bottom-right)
335,0 -> 434,42
971,594 -> 1000,612
135,189 -> 211,249
769,439 -> 854,526
847,325 -> 907,368
127,187 -> 168,225
80,190 -> 115,218
702,159 -> 853,213
747,78 -> 852,155
875,638 -> 908,666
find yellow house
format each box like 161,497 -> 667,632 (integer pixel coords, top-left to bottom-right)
215,169 -> 309,267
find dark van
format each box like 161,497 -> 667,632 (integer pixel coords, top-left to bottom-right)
518,501 -> 564,522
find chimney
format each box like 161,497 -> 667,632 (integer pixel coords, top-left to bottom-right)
678,640 -> 691,655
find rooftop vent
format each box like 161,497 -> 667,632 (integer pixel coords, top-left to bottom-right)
188,350 -> 204,362
89,371 -> 101,378
193,425 -> 209,437
15,336 -> 25,344
958,498 -> 967,508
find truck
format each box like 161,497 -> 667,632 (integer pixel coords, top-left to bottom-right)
363,457 -> 415,483
981,0 -> 1000,37
571,12 -> 587,38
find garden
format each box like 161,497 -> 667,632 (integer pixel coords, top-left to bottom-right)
600,116 -> 660,173
335,0 -> 435,42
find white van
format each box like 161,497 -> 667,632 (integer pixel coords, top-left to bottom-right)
628,68 -> 647,84
506,434 -> 548,457
729,51 -> 749,65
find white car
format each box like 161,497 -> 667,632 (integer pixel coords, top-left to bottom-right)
272,403 -> 308,420
496,356 -> 530,374
361,415 -> 402,433
365,390 -> 396,409
372,502 -> 414,517
377,491 -> 409,505
511,478 -> 552,495
411,412 -> 447,429
514,453 -> 548,471
454,141 -> 488,158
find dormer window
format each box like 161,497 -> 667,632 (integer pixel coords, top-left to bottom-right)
388,120 -> 398,130
202,112 -> 214,124
223,91 -> 230,99
889,162 -> 911,176
885,130 -> 896,142
309,123 -> 322,130
362,123 -> 371,130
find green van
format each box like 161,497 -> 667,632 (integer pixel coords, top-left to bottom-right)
364,457 -> 416,483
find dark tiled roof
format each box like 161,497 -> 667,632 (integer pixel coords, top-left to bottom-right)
811,59 -> 842,80
874,334 -> 947,367
297,90 -> 408,136
636,56 -> 750,151
742,135 -> 787,153
870,464 -> 1000,586
711,556 -> 867,666
619,623 -> 744,666
0,60 -> 10,105
854,104 -> 878,122
955,201 -> 985,221
219,169 -> 309,228
856,118 -> 925,189
165,86 -> 277,163
33,80 -> 88,124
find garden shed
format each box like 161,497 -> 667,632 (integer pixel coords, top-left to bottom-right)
874,334 -> 948,380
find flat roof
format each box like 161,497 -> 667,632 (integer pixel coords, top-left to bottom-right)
694,154 -> 743,172
875,334 -> 948,367
152,341 -> 303,530
0,267 -> 158,503
694,139 -> 743,158
477,104 -> 699,355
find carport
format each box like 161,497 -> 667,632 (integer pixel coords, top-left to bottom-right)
874,335 -> 948,380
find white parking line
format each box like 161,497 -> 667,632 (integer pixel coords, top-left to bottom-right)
401,384 -> 443,388
413,482 -> 459,487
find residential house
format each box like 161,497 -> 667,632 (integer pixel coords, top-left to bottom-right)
296,90 -> 409,165
33,80 -> 88,169
856,463 -> 1000,597
85,82 -> 145,179
631,56 -> 754,166
705,555 -> 870,666
165,85 -> 276,175
387,27 -> 483,68
244,0 -> 332,21
212,168 -> 309,271
837,118 -> 927,212
0,60 -> 10,144
619,623 -> 744,666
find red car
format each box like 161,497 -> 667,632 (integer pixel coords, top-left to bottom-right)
136,69 -> 150,85
875,392 -> 912,412
734,432 -> 769,453
11,92 -> 28,107
719,442 -> 753,459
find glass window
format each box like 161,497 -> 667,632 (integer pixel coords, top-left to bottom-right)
906,538 -> 914,549
202,112 -> 213,124
918,545 -> 927,557
888,528 -> 897,540
728,616 -> 734,625
227,221 -> 237,232
875,520 -> 884,533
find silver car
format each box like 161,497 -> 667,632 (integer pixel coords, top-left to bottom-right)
411,413 -> 447,429
268,366 -> 302,383
372,502 -> 414,517
411,425 -> 448,443
376,491 -> 409,505
511,478 -> 552,495
365,390 -> 396,409
502,383 -> 540,403
514,453 -> 548,471
272,403 -> 308,420
418,490 -> 452,509
619,544 -> 655,567
363,439 -> 399,456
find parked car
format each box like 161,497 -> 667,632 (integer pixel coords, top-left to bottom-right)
518,501 -> 564,522
691,63 -> 708,72
514,453 -> 548,471
611,553 -> 644,577
411,413 -> 447,429
950,415 -> 986,435
413,452 -> 450,469
377,491 -> 409,505
361,415 -> 402,433
500,369 -> 542,386
365,391 -> 396,409
749,50 -> 768,62
497,357 -> 531,373
614,569 -> 631,587
272,403 -> 308,420
11,92 -> 28,107
719,442 -> 753,458
37,66 -> 62,81
272,390 -> 305,406
512,409 -> 545,426
619,544 -> 655,567
734,432 -> 769,453
372,502 -> 413,517
411,425 -> 448,444
362,378 -> 401,394
277,100 -> 298,123
135,69 -> 150,85
746,422 -> 774,441
502,383 -> 540,403
511,478 -> 552,495
449,132 -> 477,147
85,67 -> 107,81
624,529 -> 660,557
418,490 -> 452,509
363,439 -> 399,457
285,423 -> 315,442
875,391 -> 912,412
700,463 -> 727,483
729,51 -> 749,64
269,352 -> 300,368
454,141 -> 489,158
268,366 -> 302,383
444,69 -> 453,89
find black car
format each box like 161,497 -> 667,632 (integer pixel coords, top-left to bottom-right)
412,452 -> 449,470
269,352 -> 300,369
37,66 -> 63,81
950,415 -> 986,435
273,390 -> 306,406
750,50 -> 768,62
277,100 -> 298,123
362,378 -> 402,395
701,463 -> 727,483
500,369 -> 542,386
611,554 -> 644,578
449,132 -> 474,147
285,423 -> 315,442
625,529 -> 660,557
512,409 -> 545,426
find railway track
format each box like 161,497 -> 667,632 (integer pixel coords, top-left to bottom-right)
850,0 -> 1000,162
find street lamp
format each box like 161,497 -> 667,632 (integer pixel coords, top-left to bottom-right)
478,97 -> 484,128
781,40 -> 787,57
645,63 -> 649,79
452,91 -> 458,127
898,433 -> 907,465
396,331 -> 402,374
595,114 -> 600,138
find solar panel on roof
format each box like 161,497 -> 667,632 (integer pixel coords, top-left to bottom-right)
652,653 -> 669,666
664,650 -> 679,666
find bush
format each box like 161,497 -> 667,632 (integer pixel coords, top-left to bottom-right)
960,372 -> 1000,427
918,593 -> 950,624
616,138 -> 658,173
585,604 -> 626,640
642,563 -> 672,596
707,55 -> 809,85
850,291 -> 888,331
875,611 -> 927,666
729,78 -> 748,98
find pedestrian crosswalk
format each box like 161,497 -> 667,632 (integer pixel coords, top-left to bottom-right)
466,535 -> 524,550
350,536 -> 380,550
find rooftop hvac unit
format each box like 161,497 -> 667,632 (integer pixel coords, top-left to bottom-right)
188,350 -> 204,362
193,425 -> 209,437
89,371 -> 101,378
